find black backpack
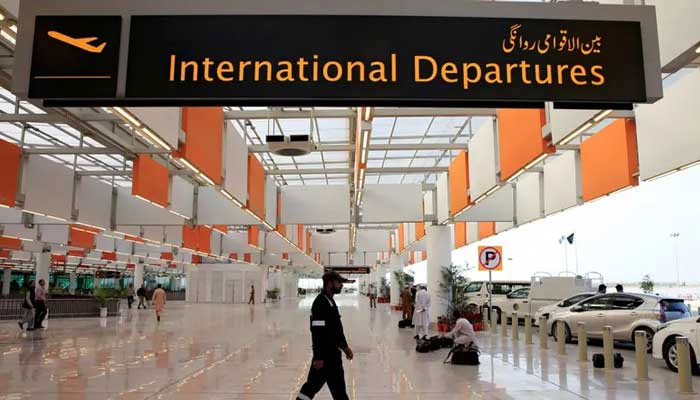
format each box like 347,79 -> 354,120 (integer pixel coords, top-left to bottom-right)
445,343 -> 480,365
398,319 -> 411,328
415,339 -> 432,353
592,353 -> 624,369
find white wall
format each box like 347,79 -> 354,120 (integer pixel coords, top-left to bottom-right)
186,263 -> 264,304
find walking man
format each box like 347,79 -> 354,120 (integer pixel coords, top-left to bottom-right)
152,284 -> 166,322
127,284 -> 135,309
412,284 -> 430,340
248,285 -> 255,305
19,280 -> 35,331
137,285 -> 146,309
33,279 -> 48,329
296,271 -> 354,400
368,284 -> 377,309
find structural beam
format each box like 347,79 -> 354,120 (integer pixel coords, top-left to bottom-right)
249,143 -> 467,153
225,108 -> 497,120
266,167 -> 447,175
23,147 -> 169,155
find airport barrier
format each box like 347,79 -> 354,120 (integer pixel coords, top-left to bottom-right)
524,314 -> 532,345
634,331 -> 649,381
577,322 -> 587,362
501,311 -> 508,337
556,321 -> 566,355
676,336 -> 695,394
602,326 -> 614,369
538,316 -> 548,349
511,312 -> 519,340
482,308 -> 489,332
0,298 -> 120,320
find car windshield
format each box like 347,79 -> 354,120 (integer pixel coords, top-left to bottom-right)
466,282 -> 483,293
660,300 -> 690,317
560,293 -> 595,307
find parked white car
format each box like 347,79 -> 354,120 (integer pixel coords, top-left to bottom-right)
465,280 -> 530,315
535,292 -> 597,327
652,316 -> 700,373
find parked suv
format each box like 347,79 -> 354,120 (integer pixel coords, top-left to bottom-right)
652,315 -> 699,373
550,293 -> 690,351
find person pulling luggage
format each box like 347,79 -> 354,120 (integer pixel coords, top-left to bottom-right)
443,309 -> 475,347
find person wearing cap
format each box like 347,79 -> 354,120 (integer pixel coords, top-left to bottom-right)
296,270 -> 354,400
412,284 -> 431,340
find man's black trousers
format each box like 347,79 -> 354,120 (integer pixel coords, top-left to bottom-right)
297,358 -> 349,400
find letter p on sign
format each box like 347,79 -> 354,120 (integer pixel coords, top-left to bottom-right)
478,246 -> 503,271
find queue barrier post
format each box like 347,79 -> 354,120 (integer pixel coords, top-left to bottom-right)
634,331 -> 649,381
556,321 -> 566,356
539,317 -> 548,349
676,336 -> 695,394
524,314 -> 532,345
501,311 -> 508,337
577,322 -> 587,362
511,312 -> 519,341
482,308 -> 489,332
602,326 -> 614,369
491,308 -> 498,333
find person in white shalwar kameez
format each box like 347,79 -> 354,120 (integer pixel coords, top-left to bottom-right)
444,309 -> 476,346
412,285 -> 430,340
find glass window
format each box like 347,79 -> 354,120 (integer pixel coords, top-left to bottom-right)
509,288 -> 530,299
466,282 -> 483,293
581,295 -> 612,311
492,284 -> 513,295
610,295 -> 644,310
660,300 -> 690,314
561,293 -> 595,307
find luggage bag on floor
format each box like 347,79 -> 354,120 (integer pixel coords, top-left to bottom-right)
444,343 -> 480,365
416,339 -> 432,353
398,319 -> 411,328
592,353 -> 624,369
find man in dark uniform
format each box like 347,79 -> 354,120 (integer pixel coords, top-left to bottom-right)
296,271 -> 354,400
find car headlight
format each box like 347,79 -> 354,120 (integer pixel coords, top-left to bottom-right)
656,323 -> 669,332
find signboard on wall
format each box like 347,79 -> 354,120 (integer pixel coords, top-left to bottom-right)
23,13 -> 657,108
327,266 -> 371,275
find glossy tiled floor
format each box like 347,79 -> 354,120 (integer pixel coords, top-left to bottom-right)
0,294 -> 697,399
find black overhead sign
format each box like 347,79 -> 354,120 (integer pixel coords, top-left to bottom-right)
29,15 -> 648,107
327,267 -> 371,275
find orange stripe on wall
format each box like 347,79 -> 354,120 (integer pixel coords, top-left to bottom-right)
247,154 -> 266,219
497,108 -> 553,181
478,222 -> 496,240
132,155 -> 169,208
581,119 -> 639,202
448,150 -> 470,215
0,139 -> 20,208
454,221 -> 467,248
180,107 -> 223,185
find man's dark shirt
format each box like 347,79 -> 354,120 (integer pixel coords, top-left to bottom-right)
310,292 -> 348,362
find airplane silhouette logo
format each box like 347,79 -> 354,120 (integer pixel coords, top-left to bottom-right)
48,30 -> 106,53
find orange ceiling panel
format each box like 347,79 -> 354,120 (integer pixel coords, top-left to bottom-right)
277,224 -> 286,236
448,150 -> 470,215
247,154 -> 266,219
0,236 -> 21,250
306,230 -> 311,254
454,221 -> 467,248
67,250 -> 86,258
248,225 -> 260,248
230,253 -> 238,260
409,252 -> 415,264
416,222 -> 425,240
197,225 -> 212,254
192,254 -> 202,264
132,155 -> 169,208
398,224 -> 405,251
69,226 -> 95,249
421,250 -> 427,261
213,225 -> 228,234
180,107 -> 223,185
497,109 -> 553,181
297,225 -> 304,249
101,251 -> 117,261
581,118 -> 639,202
0,139 -> 20,208
161,252 -> 174,261
182,225 -> 198,251
124,235 -> 144,244
478,222 -> 496,240
244,253 -> 251,263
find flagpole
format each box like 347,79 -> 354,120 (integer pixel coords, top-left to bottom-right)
574,232 -> 579,276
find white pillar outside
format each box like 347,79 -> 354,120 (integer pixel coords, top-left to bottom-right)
69,272 -> 76,295
1,268 -> 11,296
426,225 -> 452,323
135,263 -> 145,292
260,265 -> 269,303
36,251 -> 50,287
390,254 -> 401,306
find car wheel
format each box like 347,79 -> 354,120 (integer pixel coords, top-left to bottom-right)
633,327 -> 655,353
663,337 -> 699,374
551,321 -> 572,343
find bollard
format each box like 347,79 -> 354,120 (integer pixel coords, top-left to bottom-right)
539,317 -> 548,349
634,331 -> 649,381
524,314 -> 532,345
602,326 -> 614,369
676,337 -> 695,394
577,322 -> 587,362
556,321 -> 567,355
501,312 -> 508,337
482,308 -> 489,332
512,312 -> 519,341
491,309 -> 498,333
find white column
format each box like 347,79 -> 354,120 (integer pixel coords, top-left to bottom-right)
94,274 -> 101,289
426,225 -> 452,324
36,251 -> 50,287
69,272 -> 76,295
135,263 -> 145,292
390,254 -> 401,306
1,268 -> 11,297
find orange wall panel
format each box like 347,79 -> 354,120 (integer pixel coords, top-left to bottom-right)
180,107 -> 223,184
248,225 -> 260,248
416,222 -> 425,240
247,154 -> 266,219
0,139 -> 20,208
197,226 -> 212,254
497,109 -> 552,181
478,222 -> 496,240
69,226 -> 95,249
448,150 -> 470,215
398,224 -> 405,251
182,225 -> 198,250
132,155 -> 169,208
581,119 -> 639,202
454,221 -> 467,248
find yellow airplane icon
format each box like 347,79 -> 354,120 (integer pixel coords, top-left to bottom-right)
48,30 -> 106,53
